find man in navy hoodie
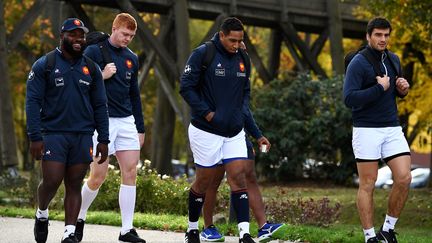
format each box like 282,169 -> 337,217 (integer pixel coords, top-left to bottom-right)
26,18 -> 109,243
75,13 -> 146,243
180,17 -> 254,243
343,17 -> 411,243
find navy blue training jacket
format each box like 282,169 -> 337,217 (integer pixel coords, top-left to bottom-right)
84,39 -> 145,133
343,46 -> 403,127
180,33 -> 251,137
26,48 -> 109,143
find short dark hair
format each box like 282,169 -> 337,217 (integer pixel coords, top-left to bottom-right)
220,17 -> 244,35
367,17 -> 392,36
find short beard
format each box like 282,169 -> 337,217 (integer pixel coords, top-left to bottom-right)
62,37 -> 83,58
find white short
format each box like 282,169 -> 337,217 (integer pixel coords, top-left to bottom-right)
188,123 -> 247,167
352,126 -> 410,162
93,115 -> 140,156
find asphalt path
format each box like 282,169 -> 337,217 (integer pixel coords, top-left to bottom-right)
0,216 -> 293,242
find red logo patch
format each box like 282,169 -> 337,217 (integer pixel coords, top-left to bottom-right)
126,59 -> 133,69
89,147 -> 93,157
82,66 -> 90,75
239,62 -> 245,72
74,19 -> 81,26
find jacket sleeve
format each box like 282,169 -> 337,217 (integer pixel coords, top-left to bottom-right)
90,65 -> 110,144
343,56 -> 385,108
25,58 -> 46,142
179,46 -> 212,117
243,106 -> 262,139
130,56 -> 145,133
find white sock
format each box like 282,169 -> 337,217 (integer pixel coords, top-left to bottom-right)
63,225 -> 76,240
119,184 -> 136,235
187,221 -> 199,232
383,214 -> 398,232
36,208 -> 48,219
363,227 -> 376,242
238,222 -> 250,239
78,181 -> 99,221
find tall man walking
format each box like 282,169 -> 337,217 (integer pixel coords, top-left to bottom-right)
75,13 -> 146,243
344,17 -> 411,243
180,17 -> 255,243
27,18 -> 109,243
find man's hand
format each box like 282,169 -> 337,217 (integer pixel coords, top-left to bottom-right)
376,75 -> 390,91
138,133 -> 145,148
396,77 -> 410,96
95,143 -> 108,164
205,111 -> 215,122
102,63 -> 117,80
257,136 -> 271,152
30,141 -> 44,160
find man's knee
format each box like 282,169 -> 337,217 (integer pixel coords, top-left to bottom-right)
193,177 -> 213,194
87,172 -> 107,189
359,176 -> 377,191
393,172 -> 412,188
121,166 -> 137,182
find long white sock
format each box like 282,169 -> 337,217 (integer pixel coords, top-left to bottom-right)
119,184 -> 136,235
36,208 -> 48,219
383,214 -> 398,232
78,181 -> 99,220
363,227 -> 376,242
238,222 -> 250,239
63,225 -> 76,240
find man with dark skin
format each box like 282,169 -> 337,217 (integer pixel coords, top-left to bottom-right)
26,18 -> 109,243
180,17 -> 255,243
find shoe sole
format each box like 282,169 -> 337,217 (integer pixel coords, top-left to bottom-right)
200,235 -> 225,242
258,224 -> 289,243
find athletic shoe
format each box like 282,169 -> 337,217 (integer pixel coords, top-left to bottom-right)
61,233 -> 78,243
118,229 -> 146,243
257,222 -> 288,243
239,233 -> 255,243
200,225 -> 225,242
75,219 -> 85,242
185,229 -> 200,243
366,237 -> 379,243
34,217 -> 49,243
377,227 -> 398,243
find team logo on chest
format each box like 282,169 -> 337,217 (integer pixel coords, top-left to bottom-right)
239,62 -> 245,72
126,59 -> 133,69
237,61 -> 246,77
215,63 -> 225,77
82,66 -> 90,75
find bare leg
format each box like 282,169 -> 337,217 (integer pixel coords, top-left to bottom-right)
244,159 -> 266,226
86,157 -> 110,190
386,155 -> 411,217
38,161 -> 66,210
356,161 -> 379,229
203,165 -> 225,228
64,163 -> 89,225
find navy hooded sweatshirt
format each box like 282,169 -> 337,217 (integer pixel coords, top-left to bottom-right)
26,48 -> 109,144
180,33 -> 250,137
343,45 -> 405,127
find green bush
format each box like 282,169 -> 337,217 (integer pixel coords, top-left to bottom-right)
90,161 -> 191,215
253,75 -> 356,183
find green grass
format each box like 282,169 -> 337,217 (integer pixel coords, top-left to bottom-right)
1,185 -> 431,242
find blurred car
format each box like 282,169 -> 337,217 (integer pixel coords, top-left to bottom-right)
352,165 -> 393,188
354,165 -> 430,189
384,167 -> 430,189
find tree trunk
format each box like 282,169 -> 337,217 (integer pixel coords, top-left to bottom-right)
0,0 -> 19,169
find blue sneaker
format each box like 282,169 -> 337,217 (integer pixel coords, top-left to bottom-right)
200,225 -> 225,242
257,222 -> 288,243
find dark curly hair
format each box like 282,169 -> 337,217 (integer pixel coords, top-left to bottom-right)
367,17 -> 392,36
220,17 -> 244,35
